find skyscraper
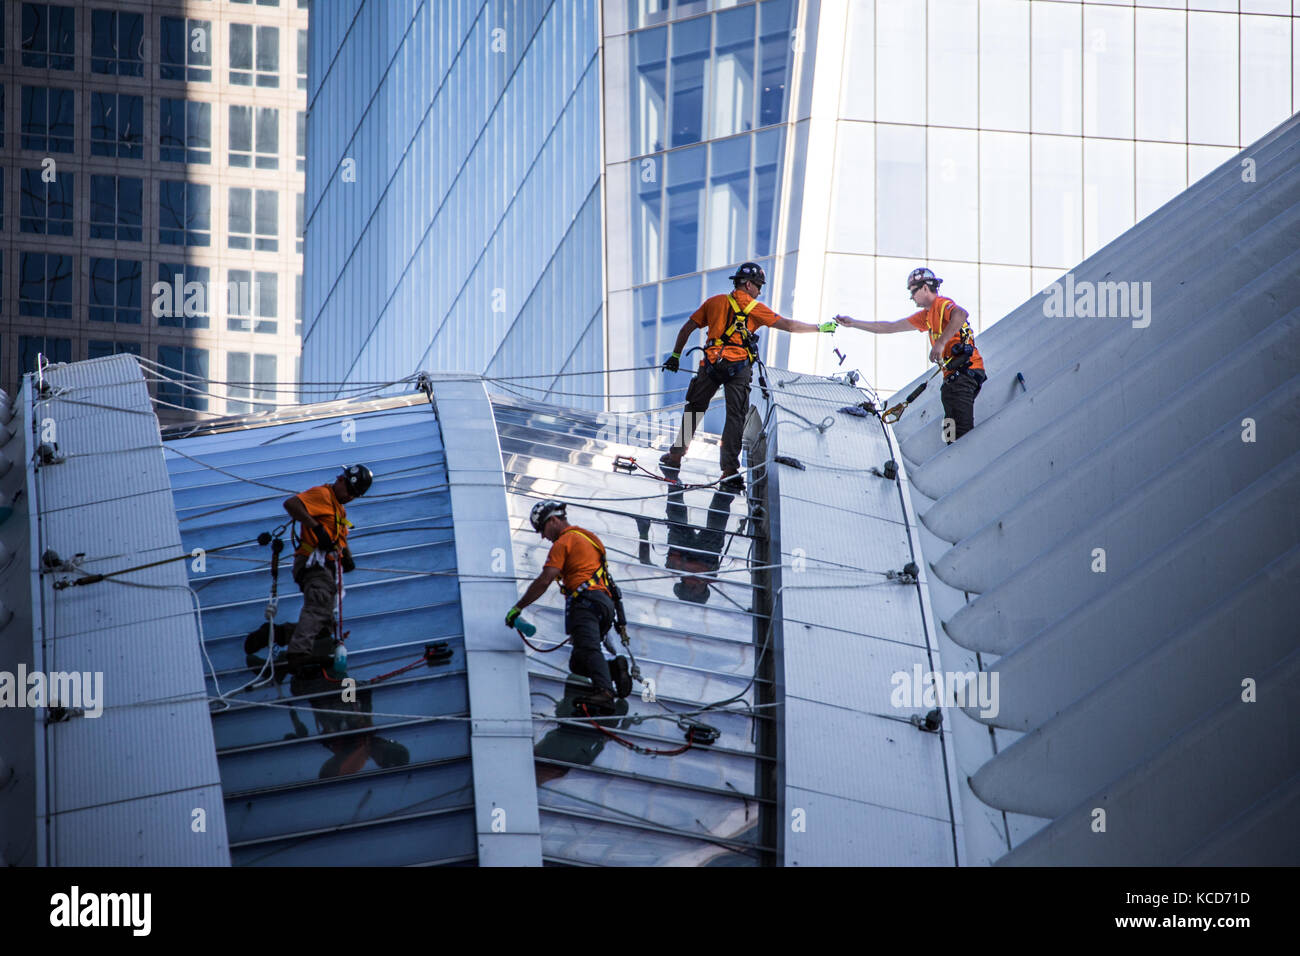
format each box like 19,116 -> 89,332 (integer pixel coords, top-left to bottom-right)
0,0 -> 309,419
305,1 -> 1299,402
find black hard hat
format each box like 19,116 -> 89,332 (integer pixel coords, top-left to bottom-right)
729,262 -> 766,289
341,464 -> 373,496
673,578 -> 710,604
530,499 -> 567,534
907,267 -> 942,292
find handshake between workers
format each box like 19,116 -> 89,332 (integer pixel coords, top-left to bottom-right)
656,264 -> 988,486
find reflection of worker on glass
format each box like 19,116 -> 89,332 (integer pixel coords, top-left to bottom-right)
285,675 -> 410,778
636,487 -> 738,605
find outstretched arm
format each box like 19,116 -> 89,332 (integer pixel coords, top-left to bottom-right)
670,316 -> 697,357
515,566 -> 561,612
835,315 -> 915,333
771,316 -> 832,333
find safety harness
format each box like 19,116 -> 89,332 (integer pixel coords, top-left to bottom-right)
555,527 -> 637,678
929,301 -> 977,375
704,295 -> 762,374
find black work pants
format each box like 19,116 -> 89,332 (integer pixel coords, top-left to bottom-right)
670,360 -> 752,474
566,590 -> 615,696
940,369 -> 986,442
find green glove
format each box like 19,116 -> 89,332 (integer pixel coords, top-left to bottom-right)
505,606 -> 522,628
818,321 -> 838,333
662,352 -> 680,373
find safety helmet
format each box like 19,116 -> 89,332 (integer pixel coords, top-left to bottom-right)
907,267 -> 942,293
729,262 -> 767,290
530,499 -> 567,534
340,464 -> 373,497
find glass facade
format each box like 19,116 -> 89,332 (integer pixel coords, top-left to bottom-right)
809,0 -> 1300,394
302,0 -> 604,407
619,0 -> 796,408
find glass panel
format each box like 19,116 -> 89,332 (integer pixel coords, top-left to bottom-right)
876,0 -> 925,124
1136,141 -> 1186,220
758,0 -> 792,127
927,128 -> 977,262
1187,12 -> 1238,146
1031,1 -> 1082,135
633,160 -> 663,286
1240,15 -> 1290,144
1083,4 -> 1134,139
838,0 -> 873,122
1031,135 -> 1082,268
1083,138 -> 1134,257
665,144 -> 706,277
928,0 -> 978,129
631,27 -> 667,155
705,135 -> 749,269
752,126 -> 782,258
670,16 -> 709,147
876,124 -> 925,259
229,187 -> 252,249
980,0 -> 1030,131
709,6 -> 754,139
1135,8 -> 1186,143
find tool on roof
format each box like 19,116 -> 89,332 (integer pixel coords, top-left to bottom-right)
881,356 -> 954,424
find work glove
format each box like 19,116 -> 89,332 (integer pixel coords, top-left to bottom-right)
818,321 -> 838,333
341,549 -> 356,573
505,606 -> 522,629
313,525 -> 337,555
662,352 -> 680,373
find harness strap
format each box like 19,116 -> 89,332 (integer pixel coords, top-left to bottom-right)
558,528 -> 612,597
709,295 -> 762,363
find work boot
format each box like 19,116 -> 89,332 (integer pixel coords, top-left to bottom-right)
575,689 -> 617,717
609,656 -> 633,699
659,452 -> 682,474
719,471 -> 745,493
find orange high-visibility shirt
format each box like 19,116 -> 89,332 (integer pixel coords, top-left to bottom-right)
906,296 -> 985,378
543,526 -> 610,595
293,484 -> 349,557
690,290 -> 781,364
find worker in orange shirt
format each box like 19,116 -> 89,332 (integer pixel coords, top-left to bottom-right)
282,464 -> 373,671
836,267 -> 987,441
506,500 -> 629,716
659,262 -> 837,491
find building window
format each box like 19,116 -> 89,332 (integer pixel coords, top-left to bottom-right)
156,346 -> 209,411
227,269 -> 277,334
297,29 -> 308,90
91,9 -> 143,76
294,274 -> 303,337
90,175 -> 143,241
229,188 -> 277,250
295,193 -> 304,254
0,86 -> 6,147
160,17 -> 212,82
21,86 -> 74,152
154,263 -> 210,329
20,336 -> 72,372
89,258 -> 143,324
20,168 -> 74,236
229,106 -> 278,169
21,4 -> 74,70
90,92 -> 143,159
226,352 -> 277,415
159,180 -> 211,247
159,98 -> 212,164
256,190 -> 278,251
230,23 -> 279,87
19,253 -> 73,319
296,111 -> 307,172
88,340 -> 142,360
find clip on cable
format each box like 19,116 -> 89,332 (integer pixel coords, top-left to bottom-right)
679,717 -> 721,747
774,455 -> 806,471
424,642 -> 454,666
613,455 -> 637,474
